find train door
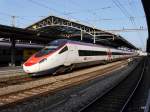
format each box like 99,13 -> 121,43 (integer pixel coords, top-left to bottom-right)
64,45 -> 77,66
107,48 -> 112,61
56,46 -> 69,66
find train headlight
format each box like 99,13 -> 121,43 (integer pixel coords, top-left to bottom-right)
39,58 -> 47,63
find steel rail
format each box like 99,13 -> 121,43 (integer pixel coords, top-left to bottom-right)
78,58 -> 145,112
120,58 -> 146,112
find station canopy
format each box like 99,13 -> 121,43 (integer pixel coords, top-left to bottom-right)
0,15 -> 137,49
26,15 -> 137,50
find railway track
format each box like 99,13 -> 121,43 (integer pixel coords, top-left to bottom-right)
0,60 -> 128,109
0,67 -> 24,79
0,76 -> 34,88
0,67 -> 28,88
79,58 -> 146,112
0,61 -> 126,88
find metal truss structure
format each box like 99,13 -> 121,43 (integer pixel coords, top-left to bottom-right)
27,15 -> 137,49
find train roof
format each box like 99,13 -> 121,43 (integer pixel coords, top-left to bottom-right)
48,39 -> 134,52
0,41 -> 44,49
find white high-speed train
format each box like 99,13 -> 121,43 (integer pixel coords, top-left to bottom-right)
23,39 -> 137,76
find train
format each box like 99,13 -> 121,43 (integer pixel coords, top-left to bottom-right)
23,39 -> 138,76
0,41 -> 43,66
137,50 -> 148,56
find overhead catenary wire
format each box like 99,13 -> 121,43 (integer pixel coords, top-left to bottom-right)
127,0 -> 146,49
112,0 -> 145,50
26,0 -> 70,17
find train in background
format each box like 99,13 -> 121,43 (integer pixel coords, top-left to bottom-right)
0,42 -> 43,66
137,50 -> 148,56
23,39 -> 138,76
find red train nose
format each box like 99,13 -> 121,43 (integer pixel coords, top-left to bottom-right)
24,61 -> 36,66
24,56 -> 41,66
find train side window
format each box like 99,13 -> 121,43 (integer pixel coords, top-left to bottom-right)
78,50 -> 106,56
59,46 -> 68,54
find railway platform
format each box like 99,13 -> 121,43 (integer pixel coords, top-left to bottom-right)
0,66 -> 24,81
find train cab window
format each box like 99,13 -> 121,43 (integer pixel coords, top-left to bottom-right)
48,39 -> 67,47
35,47 -> 57,57
35,40 -> 68,57
59,46 -> 68,54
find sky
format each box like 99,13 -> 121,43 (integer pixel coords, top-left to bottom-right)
0,0 -> 148,51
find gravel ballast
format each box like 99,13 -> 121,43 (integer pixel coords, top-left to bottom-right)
0,60 -> 139,112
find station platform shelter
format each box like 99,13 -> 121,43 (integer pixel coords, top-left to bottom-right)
0,15 -> 138,66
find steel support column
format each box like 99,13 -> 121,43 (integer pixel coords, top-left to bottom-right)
93,30 -> 96,44
147,38 -> 150,52
80,29 -> 83,41
142,0 -> 150,52
10,38 -> 16,66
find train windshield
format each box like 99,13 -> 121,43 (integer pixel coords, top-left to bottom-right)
35,39 -> 67,57
48,39 -> 68,46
